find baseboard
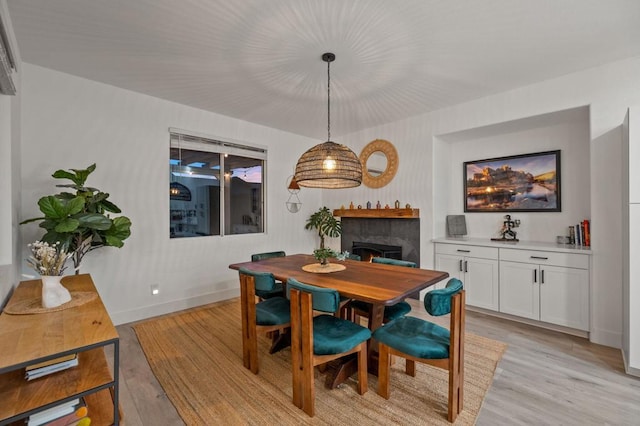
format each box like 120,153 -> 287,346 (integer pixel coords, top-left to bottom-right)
621,350 -> 640,377
589,327 -> 622,349
110,287 -> 240,325
466,306 -> 589,339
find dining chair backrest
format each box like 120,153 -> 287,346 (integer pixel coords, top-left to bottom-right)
251,251 -> 286,262
286,278 -> 340,313
371,257 -> 417,268
238,267 -> 277,292
424,278 -> 464,316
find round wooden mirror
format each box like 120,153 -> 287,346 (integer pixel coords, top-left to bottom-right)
360,139 -> 398,188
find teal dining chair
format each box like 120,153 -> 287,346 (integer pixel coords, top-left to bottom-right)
348,257 -> 415,323
238,267 -> 291,374
250,251 -> 286,299
372,278 -> 465,423
287,278 -> 371,417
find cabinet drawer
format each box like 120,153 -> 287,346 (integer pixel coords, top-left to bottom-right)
435,243 -> 499,260
500,248 -> 589,269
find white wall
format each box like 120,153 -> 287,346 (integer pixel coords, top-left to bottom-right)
323,56 -> 640,348
18,64 -> 322,324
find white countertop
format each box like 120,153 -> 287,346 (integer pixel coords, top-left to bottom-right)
432,237 -> 592,255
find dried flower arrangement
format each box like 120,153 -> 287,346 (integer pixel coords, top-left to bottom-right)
26,241 -> 72,276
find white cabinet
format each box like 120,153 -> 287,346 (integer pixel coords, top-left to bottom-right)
499,248 -> 590,331
435,243 -> 499,310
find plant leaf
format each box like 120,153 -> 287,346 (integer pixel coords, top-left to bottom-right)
100,199 -> 121,213
54,218 -> 80,232
38,196 -> 66,219
66,196 -> 85,215
76,213 -> 113,230
52,170 -> 77,182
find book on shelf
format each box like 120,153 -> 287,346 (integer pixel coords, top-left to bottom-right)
583,219 -> 591,246
27,398 -> 80,426
25,353 -> 77,371
568,226 -> 576,245
38,398 -> 90,426
25,354 -> 78,380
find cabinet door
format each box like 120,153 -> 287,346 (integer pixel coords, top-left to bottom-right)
433,253 -> 463,291
539,266 -> 589,330
465,257 -> 499,310
499,261 -> 539,320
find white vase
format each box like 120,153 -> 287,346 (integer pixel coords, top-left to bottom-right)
41,275 -> 72,308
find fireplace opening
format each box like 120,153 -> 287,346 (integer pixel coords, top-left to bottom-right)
352,241 -> 402,262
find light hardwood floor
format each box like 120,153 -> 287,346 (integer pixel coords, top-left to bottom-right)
111,299 -> 640,425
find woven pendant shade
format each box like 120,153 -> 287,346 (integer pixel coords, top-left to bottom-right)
294,52 -> 362,189
295,141 -> 362,188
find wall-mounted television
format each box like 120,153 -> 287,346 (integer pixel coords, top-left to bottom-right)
464,150 -> 561,212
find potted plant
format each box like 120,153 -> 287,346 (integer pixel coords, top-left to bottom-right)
21,164 -> 132,273
304,206 -> 341,265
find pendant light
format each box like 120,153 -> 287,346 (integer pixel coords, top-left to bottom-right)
294,53 -> 362,188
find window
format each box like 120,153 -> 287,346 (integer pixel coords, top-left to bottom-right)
169,129 -> 266,238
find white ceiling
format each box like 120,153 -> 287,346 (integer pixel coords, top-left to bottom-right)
7,0 -> 640,139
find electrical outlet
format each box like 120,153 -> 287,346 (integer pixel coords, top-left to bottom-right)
150,284 -> 159,295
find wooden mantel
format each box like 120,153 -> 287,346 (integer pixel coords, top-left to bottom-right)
333,208 -> 419,218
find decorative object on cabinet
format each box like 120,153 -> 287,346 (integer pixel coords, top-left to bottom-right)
491,214 -> 520,242
360,139 -> 399,188
294,53 -> 362,189
20,164 -> 132,273
285,175 -> 302,213
446,215 -> 468,237
464,150 -> 561,212
26,241 -> 72,308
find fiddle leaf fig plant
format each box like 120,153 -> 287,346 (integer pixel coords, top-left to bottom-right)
305,206 -> 342,264
21,164 -> 132,273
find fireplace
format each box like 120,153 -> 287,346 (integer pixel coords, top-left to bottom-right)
340,217 -> 420,266
352,241 -> 402,262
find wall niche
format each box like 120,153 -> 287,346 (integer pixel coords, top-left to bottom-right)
433,106 -> 591,243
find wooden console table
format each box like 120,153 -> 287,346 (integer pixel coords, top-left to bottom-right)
0,274 -> 120,425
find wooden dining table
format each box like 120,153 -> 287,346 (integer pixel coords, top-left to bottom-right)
229,253 -> 449,388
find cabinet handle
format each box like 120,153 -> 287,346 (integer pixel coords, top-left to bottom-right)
530,256 -> 548,260
541,269 -> 545,284
533,269 -> 537,283
457,249 -> 471,253
459,259 -> 463,272
464,260 -> 468,273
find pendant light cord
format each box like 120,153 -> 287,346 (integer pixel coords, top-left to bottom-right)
327,58 -> 331,142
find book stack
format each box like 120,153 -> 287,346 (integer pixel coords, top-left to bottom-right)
568,219 -> 590,246
27,397 -> 90,426
25,354 -> 78,381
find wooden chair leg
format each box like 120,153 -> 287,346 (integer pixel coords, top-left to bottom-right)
377,343 -> 391,399
357,342 -> 368,395
240,274 -> 259,374
405,359 -> 416,377
448,365 -> 460,423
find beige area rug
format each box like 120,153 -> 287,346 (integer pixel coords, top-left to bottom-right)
134,299 -> 507,425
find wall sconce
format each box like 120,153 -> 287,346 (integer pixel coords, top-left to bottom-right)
286,175 -> 302,213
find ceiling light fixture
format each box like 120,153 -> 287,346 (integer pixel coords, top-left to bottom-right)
294,53 -> 362,189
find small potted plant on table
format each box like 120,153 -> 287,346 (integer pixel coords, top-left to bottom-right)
305,207 -> 342,265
